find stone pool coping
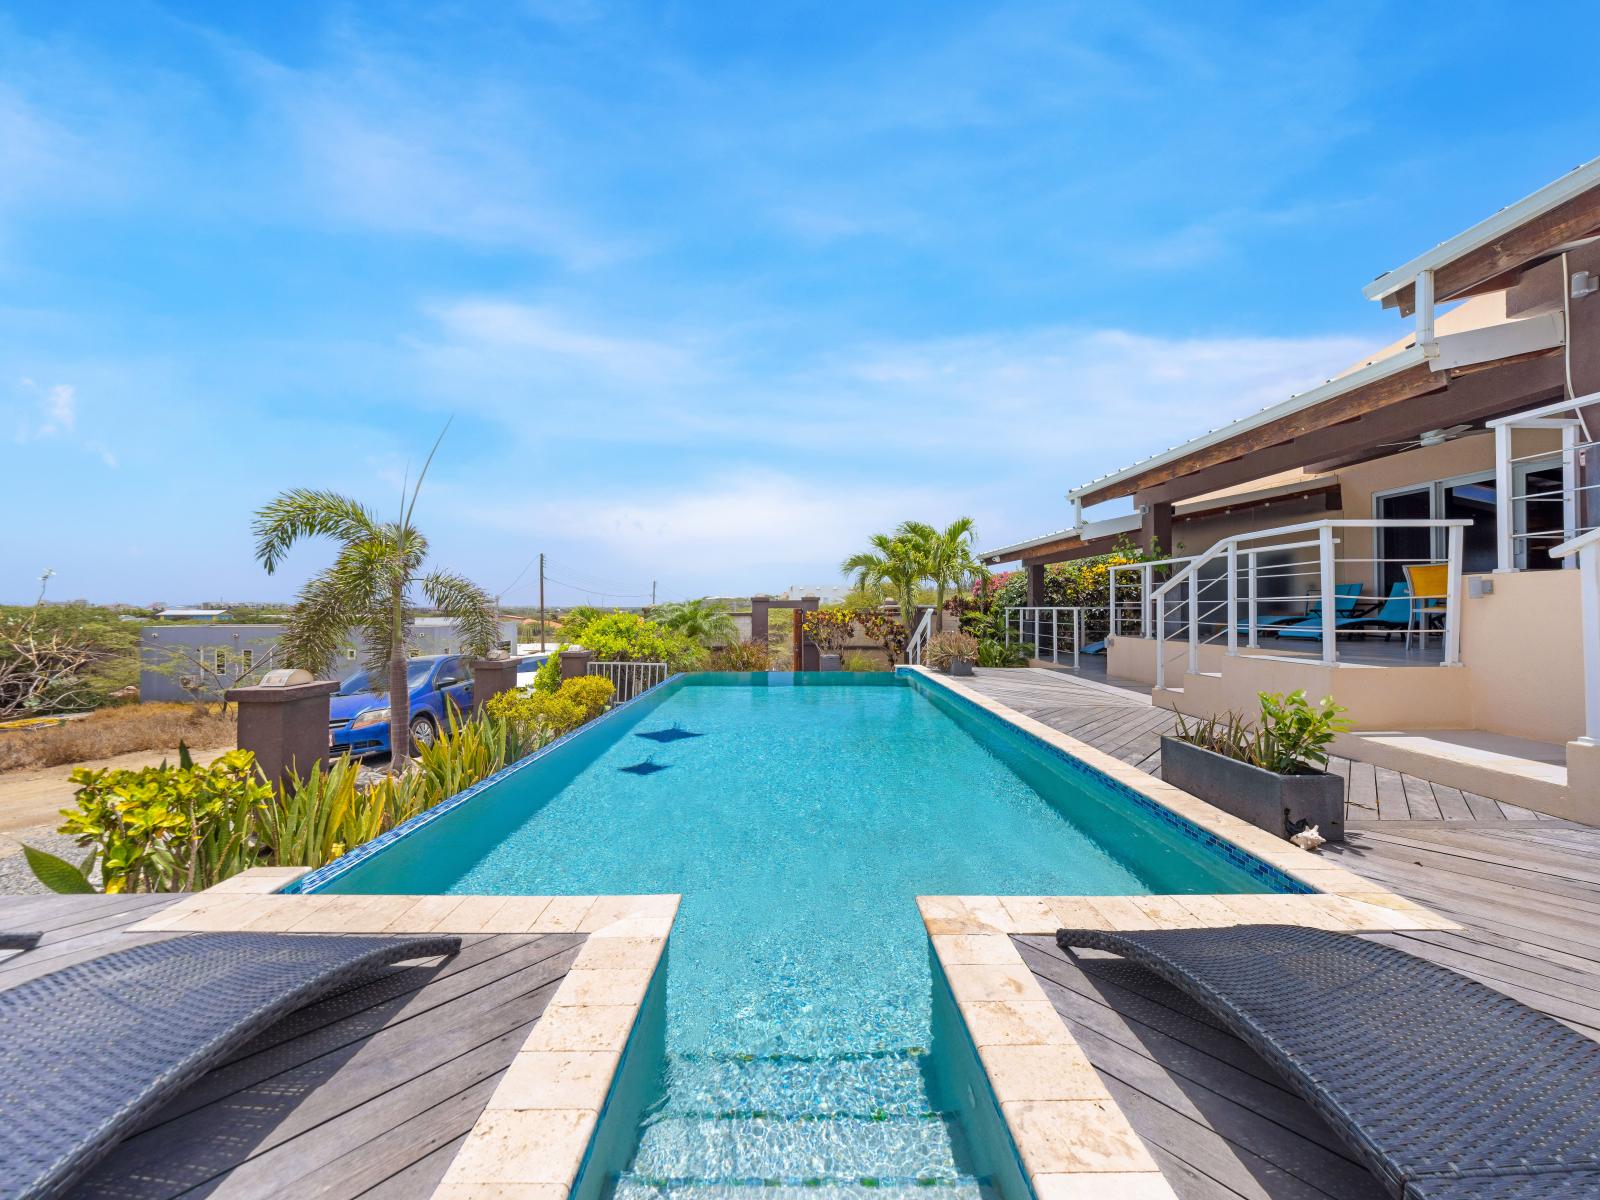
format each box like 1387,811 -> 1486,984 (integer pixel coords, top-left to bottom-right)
129,874 -> 677,1200
910,667 -> 1458,1199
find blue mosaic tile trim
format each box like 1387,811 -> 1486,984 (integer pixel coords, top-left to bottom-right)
286,673 -> 689,895
898,668 -> 1315,895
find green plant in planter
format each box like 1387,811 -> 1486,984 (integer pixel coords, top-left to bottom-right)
1175,690 -> 1349,775
925,630 -> 978,670
976,638 -> 1030,668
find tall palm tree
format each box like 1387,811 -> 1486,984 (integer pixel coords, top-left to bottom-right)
655,597 -> 738,648
841,531 -> 927,638
901,517 -> 978,631
252,433 -> 498,765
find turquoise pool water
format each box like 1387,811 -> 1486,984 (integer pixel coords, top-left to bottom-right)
308,673 -> 1288,1200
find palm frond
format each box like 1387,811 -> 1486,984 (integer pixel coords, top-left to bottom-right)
253,489 -> 378,574
279,561 -> 378,676
421,569 -> 498,658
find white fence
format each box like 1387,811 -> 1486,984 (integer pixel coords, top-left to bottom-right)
1004,607 -> 1106,668
1105,554 -> 1198,637
1491,396 -> 1600,571
906,607 -> 934,665
586,660 -> 669,702
1149,518 -> 1470,688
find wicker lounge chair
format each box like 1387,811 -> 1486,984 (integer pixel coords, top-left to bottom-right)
0,931 -> 460,1200
0,931 -> 42,951
1056,924 -> 1600,1198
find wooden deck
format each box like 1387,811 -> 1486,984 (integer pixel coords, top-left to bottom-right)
1016,817 -> 1600,1199
0,893 -> 582,1200
965,667 -> 1557,822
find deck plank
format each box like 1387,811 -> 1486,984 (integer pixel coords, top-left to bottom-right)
0,899 -> 584,1200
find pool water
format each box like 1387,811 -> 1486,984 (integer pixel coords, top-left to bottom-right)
314,673 -> 1282,1200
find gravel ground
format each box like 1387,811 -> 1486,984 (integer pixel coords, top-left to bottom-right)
0,825 -> 92,895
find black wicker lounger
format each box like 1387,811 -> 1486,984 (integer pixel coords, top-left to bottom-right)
0,930 -> 42,951
0,931 -> 459,1200
1056,924 -> 1600,1199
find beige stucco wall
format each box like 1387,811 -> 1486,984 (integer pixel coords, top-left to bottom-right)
1459,568 -> 1584,743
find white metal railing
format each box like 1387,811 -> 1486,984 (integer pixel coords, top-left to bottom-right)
586,660 -> 668,702
1552,527 -> 1600,742
1490,396 -> 1600,572
1106,554 -> 1198,637
906,607 -> 934,665
1150,519 -> 1471,688
1004,607 -> 1108,668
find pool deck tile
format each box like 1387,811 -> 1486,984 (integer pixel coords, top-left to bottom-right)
978,1042 -> 1109,1103
930,933 -> 1022,965
488,1051 -> 622,1111
944,962 -> 1047,1005
439,1107 -> 597,1186
1033,1173 -> 1179,1199
433,1186 -> 570,1200
1001,1099 -> 1160,1174
961,1000 -> 1076,1047
548,967 -> 653,1007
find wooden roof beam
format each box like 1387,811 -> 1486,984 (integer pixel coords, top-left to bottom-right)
1383,183 -> 1600,316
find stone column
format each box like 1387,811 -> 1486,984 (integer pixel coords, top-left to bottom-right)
225,679 -> 339,788
559,647 -> 594,682
470,657 -> 523,713
749,596 -> 771,647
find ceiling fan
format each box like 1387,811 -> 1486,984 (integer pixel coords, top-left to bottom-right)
1379,424 -> 1476,452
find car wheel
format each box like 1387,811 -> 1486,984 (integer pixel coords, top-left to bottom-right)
409,713 -> 439,749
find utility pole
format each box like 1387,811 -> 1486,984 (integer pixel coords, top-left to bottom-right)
651,580 -> 656,608
538,554 -> 545,650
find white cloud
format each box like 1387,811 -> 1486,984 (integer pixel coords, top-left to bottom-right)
40,383 -> 76,435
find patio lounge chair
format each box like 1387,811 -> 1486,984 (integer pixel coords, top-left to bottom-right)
0,931 -> 41,951
1235,583 -> 1363,637
0,931 -> 460,1199
1275,581 -> 1412,641
1056,924 -> 1600,1198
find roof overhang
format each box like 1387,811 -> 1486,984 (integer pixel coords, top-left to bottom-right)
979,513 -> 1141,566
1364,156 -> 1600,315
1066,309 -> 1564,508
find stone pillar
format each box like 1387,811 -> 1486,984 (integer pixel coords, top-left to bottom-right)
749,596 -> 771,647
225,679 -> 339,788
559,647 -> 594,682
470,657 -> 523,713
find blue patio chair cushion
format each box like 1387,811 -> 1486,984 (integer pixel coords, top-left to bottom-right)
1277,581 -> 1411,639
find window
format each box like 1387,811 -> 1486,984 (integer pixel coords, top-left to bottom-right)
346,647 -> 358,661
214,648 -> 228,675
241,648 -> 254,673
1374,471 -> 1500,591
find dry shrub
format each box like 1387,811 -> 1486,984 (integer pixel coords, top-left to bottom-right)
0,703 -> 236,772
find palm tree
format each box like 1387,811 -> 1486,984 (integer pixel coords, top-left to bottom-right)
252,433 -> 498,765
901,517 -> 978,631
655,597 -> 738,648
841,530 -> 927,637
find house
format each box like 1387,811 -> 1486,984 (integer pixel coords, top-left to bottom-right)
154,607 -> 232,621
139,616 -> 522,702
981,157 -> 1600,822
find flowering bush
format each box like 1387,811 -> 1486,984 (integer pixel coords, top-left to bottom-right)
801,608 -> 855,655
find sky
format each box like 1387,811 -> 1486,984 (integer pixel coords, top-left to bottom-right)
4,2 -> 1599,607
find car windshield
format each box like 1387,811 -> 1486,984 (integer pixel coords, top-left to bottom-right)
337,659 -> 437,696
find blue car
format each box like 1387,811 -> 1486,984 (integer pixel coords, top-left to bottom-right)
329,654 -> 474,757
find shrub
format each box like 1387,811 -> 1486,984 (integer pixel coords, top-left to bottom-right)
976,639 -> 1030,668
1175,690 -> 1350,774
0,703 -> 235,772
486,675 -> 614,746
39,746 -> 270,893
558,675 -> 615,721
801,608 -> 855,656
925,630 -> 979,669
532,646 -> 566,693
710,639 -> 771,671
841,650 -> 885,672
576,612 -> 702,669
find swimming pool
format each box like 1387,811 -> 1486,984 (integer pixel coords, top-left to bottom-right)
299,671 -> 1302,1200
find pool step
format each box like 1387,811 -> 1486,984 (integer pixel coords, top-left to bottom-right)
611,1177 -> 992,1200
660,1050 -> 933,1119
629,1113 -> 969,1182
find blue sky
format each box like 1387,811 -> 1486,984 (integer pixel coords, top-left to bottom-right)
5,2 -> 1598,606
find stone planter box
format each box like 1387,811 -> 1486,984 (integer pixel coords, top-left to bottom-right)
819,653 -> 842,672
944,657 -> 974,677
1159,736 -> 1344,843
